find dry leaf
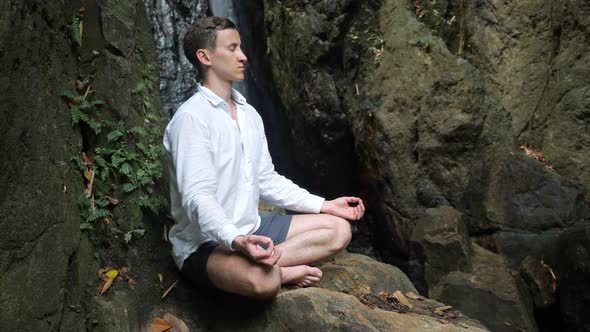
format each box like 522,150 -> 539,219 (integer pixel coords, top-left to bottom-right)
158,273 -> 164,283
163,313 -> 189,332
81,152 -> 93,167
435,305 -> 452,312
150,318 -> 172,332
161,280 -> 178,299
162,224 -> 168,242
84,168 -> 95,198
104,195 -> 120,205
100,277 -> 114,295
97,267 -> 111,280
392,291 -> 413,308
106,269 -> 118,279
405,291 -> 423,300
128,278 -> 138,287
75,80 -> 85,92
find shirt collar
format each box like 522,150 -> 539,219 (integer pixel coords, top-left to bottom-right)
198,84 -> 246,107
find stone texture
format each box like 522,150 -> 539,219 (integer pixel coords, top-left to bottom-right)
431,245 -> 537,332
316,251 -> 417,296
410,206 -> 472,290
519,256 -> 557,309
0,0 -> 163,330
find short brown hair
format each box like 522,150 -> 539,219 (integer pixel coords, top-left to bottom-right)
183,16 -> 236,79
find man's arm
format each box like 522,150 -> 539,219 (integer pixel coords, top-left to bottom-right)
320,197 -> 365,221
257,120 -> 365,220
165,112 -> 240,250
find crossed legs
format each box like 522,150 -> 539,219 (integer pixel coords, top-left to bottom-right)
205,214 -> 352,299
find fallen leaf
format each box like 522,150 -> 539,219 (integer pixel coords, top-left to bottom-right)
161,280 -> 178,299
84,168 -> 95,198
435,305 -> 452,312
81,152 -> 93,167
158,273 -> 164,283
104,195 -> 120,205
434,305 -> 453,316
162,224 -> 168,242
405,291 -> 423,300
75,80 -> 86,92
100,277 -> 114,295
97,267 -> 110,280
391,290 -> 413,308
163,313 -> 189,332
106,269 -> 118,279
150,318 -> 172,332
128,278 -> 138,287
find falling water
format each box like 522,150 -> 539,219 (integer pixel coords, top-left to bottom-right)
143,0 -> 208,113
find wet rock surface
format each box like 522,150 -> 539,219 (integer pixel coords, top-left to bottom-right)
264,0 -> 590,330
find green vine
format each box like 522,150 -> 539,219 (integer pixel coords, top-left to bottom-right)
63,59 -> 166,244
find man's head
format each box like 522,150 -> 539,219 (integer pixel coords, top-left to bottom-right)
183,16 -> 247,83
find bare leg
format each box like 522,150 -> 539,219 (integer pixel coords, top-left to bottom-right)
277,214 -> 352,267
205,214 -> 351,296
276,214 -> 351,286
206,247 -> 281,299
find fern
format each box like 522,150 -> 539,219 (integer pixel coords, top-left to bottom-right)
69,16 -> 81,47
124,229 -> 146,243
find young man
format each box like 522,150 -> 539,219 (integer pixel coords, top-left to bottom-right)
163,16 -> 365,299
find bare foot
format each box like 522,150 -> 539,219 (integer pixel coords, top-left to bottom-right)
280,265 -> 323,287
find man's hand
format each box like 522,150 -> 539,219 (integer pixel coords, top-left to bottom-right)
232,235 -> 282,266
321,197 -> 365,220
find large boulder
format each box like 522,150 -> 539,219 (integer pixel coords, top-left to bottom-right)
316,251 -> 417,296
141,251 -> 488,331
410,206 -> 472,290
431,245 -> 537,332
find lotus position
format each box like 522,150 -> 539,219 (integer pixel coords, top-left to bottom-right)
163,16 -> 365,299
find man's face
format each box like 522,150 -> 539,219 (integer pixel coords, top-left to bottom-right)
206,29 -> 248,82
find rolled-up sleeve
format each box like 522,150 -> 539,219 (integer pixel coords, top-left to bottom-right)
164,113 -> 241,249
257,122 -> 324,213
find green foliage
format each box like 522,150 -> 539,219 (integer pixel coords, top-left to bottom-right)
124,229 -> 146,243
78,194 -> 112,231
60,90 -> 104,134
69,15 -> 82,47
67,61 -> 166,243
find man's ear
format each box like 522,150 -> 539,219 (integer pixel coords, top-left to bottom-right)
196,49 -> 211,67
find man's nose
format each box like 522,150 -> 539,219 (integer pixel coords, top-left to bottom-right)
238,48 -> 248,63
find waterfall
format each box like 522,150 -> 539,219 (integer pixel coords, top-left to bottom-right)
143,0 -> 208,114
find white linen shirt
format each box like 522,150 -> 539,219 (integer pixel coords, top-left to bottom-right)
164,85 -> 325,269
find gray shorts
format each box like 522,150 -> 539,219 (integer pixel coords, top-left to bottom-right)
180,213 -> 293,289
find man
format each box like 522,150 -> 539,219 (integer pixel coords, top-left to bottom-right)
163,16 -> 365,299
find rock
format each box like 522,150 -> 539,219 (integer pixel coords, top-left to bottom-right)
410,206 -> 472,290
245,288 -> 489,332
154,274 -> 488,332
555,222 -> 590,331
519,256 -> 557,309
466,151 -> 587,235
431,245 -> 537,332
316,251 -> 417,296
